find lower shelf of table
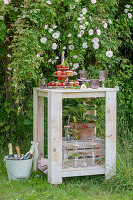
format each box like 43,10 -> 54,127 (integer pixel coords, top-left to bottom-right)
38,163 -> 105,177
62,165 -> 105,177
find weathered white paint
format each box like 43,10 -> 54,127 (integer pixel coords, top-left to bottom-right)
48,92 -> 62,184
38,97 -> 44,160
35,87 -> 119,93
105,92 -> 117,179
62,92 -> 105,99
33,88 -> 38,171
33,87 -> 119,183
62,165 -> 105,177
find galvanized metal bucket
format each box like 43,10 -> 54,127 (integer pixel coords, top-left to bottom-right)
4,154 -> 32,180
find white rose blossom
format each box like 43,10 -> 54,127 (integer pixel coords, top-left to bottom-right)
91,37 -> 99,43
52,31 -> 60,39
103,23 -> 108,28
46,1 -> 52,4
128,13 -> 132,19
75,0 -> 79,2
49,28 -> 53,33
68,33 -> 71,37
124,9 -> 128,13
44,25 -> 48,29
82,42 -> 88,49
89,16 -> 92,21
53,25 -> 57,29
79,25 -> 85,30
85,22 -> 88,25
81,84 -> 87,89
7,54 -> 11,57
4,0 -> 10,4
40,37 -> 47,43
125,4 -> 130,9
91,0 -> 96,4
80,30 -> 85,36
70,5 -> 75,9
77,17 -> 82,21
63,46 -> 66,50
48,59 -> 52,62
108,19 -> 112,24
73,63 -> 79,69
36,53 -> 40,58
82,8 -> 87,15
93,42 -> 99,49
55,56 -> 59,60
69,44 -> 74,50
105,50 -> 113,58
73,55 -> 78,59
0,16 -> 4,20
52,43 -> 57,50
79,14 -> 84,17
77,33 -> 82,38
96,29 -> 101,35
52,60 -> 57,64
89,29 -> 94,35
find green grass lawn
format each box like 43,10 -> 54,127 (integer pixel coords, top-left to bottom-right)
0,136 -> 132,200
0,159 -> 132,200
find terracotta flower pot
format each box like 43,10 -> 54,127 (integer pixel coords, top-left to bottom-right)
70,122 -> 96,140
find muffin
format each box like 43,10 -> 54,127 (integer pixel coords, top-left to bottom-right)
69,81 -> 74,87
55,81 -> 59,86
66,70 -> 71,75
57,70 -> 61,76
74,80 -> 79,86
69,70 -> 73,76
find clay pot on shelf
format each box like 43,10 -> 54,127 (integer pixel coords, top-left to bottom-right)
70,122 -> 96,140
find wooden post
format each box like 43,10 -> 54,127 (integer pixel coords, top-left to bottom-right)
48,91 -> 62,184
105,91 -> 116,179
33,88 -> 38,171
38,97 -> 44,160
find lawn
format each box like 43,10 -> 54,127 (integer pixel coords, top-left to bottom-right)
0,141 -> 132,200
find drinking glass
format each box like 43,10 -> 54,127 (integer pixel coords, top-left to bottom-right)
99,70 -> 108,87
79,70 -> 88,83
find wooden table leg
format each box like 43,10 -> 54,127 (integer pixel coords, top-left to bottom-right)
105,91 -> 117,179
38,97 -> 44,161
48,91 -> 62,184
33,88 -> 38,171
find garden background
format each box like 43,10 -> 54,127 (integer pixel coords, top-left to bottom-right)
0,0 -> 132,199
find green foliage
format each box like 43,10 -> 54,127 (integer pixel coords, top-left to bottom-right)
63,98 -> 97,124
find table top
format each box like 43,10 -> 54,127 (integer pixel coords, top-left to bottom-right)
34,86 -> 119,93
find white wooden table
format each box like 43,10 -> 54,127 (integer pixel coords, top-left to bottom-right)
33,87 -> 119,184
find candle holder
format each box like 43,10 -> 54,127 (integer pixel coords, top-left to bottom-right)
89,79 -> 100,89
99,70 -> 108,87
